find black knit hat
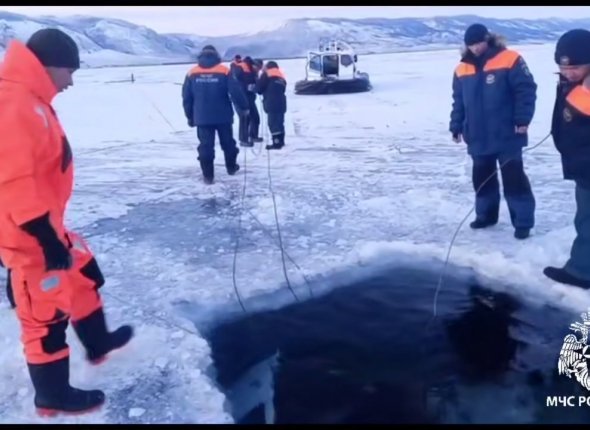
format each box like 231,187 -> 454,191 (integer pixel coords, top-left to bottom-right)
555,29 -> 590,66
26,28 -> 80,69
464,23 -> 489,46
202,44 -> 216,52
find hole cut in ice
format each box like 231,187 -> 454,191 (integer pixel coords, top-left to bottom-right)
205,262 -> 590,424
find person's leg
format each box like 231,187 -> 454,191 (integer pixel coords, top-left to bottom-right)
566,183 -> 590,279
196,126 -> 216,183
470,154 -> 500,228
248,95 -> 261,142
266,113 -> 285,150
11,265 -> 105,416
66,231 -> 133,365
498,149 -> 535,239
238,112 -> 251,147
545,182 -> 590,289
216,124 -> 240,175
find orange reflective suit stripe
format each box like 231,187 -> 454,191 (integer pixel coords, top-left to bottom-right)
266,68 -> 286,80
238,62 -> 252,73
567,86 -> 590,116
187,63 -> 230,76
483,49 -> 520,72
455,63 -> 476,78
454,50 -> 520,78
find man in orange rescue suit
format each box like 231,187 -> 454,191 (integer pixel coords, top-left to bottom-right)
544,29 -> 590,289
449,24 -> 537,240
0,28 -> 133,416
255,61 -> 287,150
182,45 -> 249,184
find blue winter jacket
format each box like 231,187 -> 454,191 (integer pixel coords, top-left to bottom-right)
255,66 -> 287,114
449,40 -> 537,156
182,50 -> 248,127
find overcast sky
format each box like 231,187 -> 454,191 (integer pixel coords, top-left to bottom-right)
1,6 -> 590,36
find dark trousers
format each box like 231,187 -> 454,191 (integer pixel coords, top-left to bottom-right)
471,149 -> 535,229
238,113 -> 248,143
267,112 -> 285,136
196,124 -> 239,179
247,95 -> 260,139
565,183 -> 590,281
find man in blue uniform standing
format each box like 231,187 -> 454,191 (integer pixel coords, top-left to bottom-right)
544,29 -> 590,289
182,45 -> 249,184
256,61 -> 287,150
449,24 -> 537,240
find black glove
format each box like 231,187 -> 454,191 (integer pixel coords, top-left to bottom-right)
20,213 -> 72,271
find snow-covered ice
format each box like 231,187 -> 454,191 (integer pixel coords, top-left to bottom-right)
0,41 -> 586,423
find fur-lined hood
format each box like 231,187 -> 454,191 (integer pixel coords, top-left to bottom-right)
460,33 -> 507,60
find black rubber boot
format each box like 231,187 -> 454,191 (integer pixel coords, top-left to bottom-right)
544,266 -> 590,289
199,160 -> 214,184
265,133 -> 285,150
469,218 -> 497,229
28,357 -> 105,417
225,152 -> 240,176
514,228 -> 530,240
72,308 -> 134,365
227,164 -> 240,176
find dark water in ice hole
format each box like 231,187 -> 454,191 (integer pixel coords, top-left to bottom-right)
204,263 -> 590,424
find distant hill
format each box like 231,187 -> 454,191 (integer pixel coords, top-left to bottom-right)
0,11 -> 588,67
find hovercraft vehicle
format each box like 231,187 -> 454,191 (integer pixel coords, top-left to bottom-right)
294,40 -> 372,95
